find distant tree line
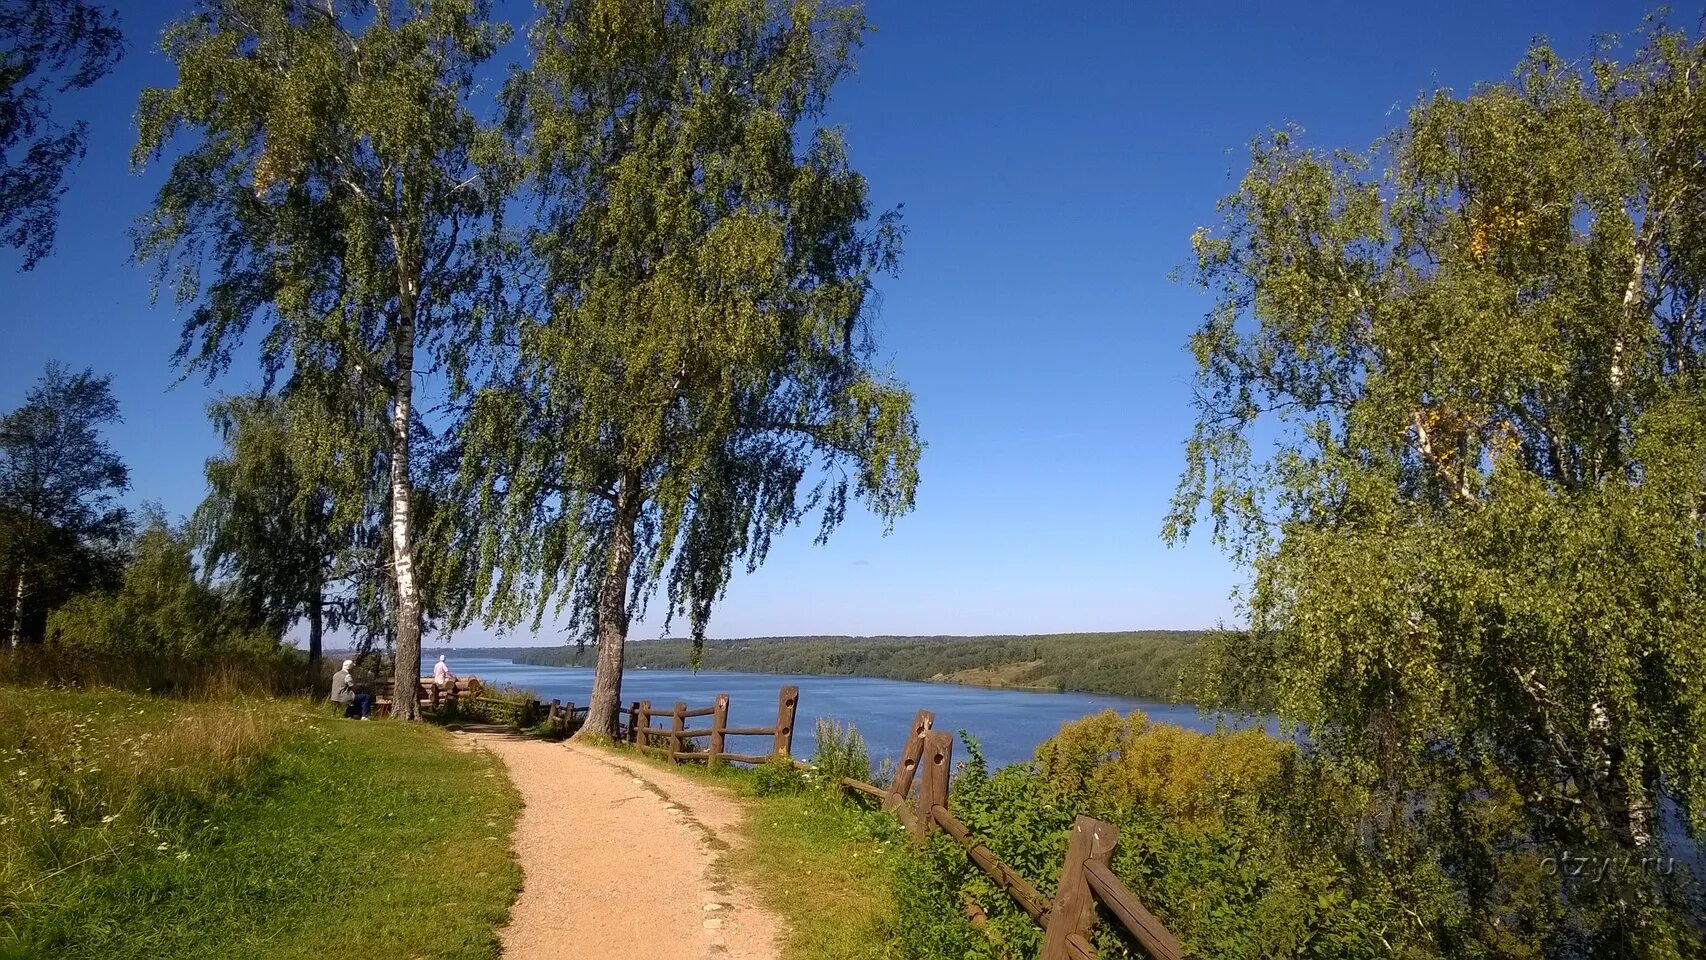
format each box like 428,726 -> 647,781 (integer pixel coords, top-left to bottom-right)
503,631 -> 1209,701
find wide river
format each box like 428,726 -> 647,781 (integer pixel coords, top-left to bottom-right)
452,656 -> 1262,769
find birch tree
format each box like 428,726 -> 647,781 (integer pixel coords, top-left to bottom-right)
1171,26 -> 1706,954
135,0 -> 512,718
455,0 -> 920,737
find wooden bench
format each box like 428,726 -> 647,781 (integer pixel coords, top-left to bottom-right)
368,676 -> 482,717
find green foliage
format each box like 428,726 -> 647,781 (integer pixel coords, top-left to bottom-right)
48,513 -> 280,656
508,630 -> 1208,700
1170,23 -> 1706,956
752,755 -> 808,797
892,715 -> 1430,960
0,362 -> 130,645
134,0 -> 519,717
0,646 -> 310,696
809,717 -> 872,785
0,0 -> 124,269
0,687 -> 519,959
193,395 -> 382,663
451,0 -> 919,733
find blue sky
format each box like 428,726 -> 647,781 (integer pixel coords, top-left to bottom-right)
0,0 -> 1656,645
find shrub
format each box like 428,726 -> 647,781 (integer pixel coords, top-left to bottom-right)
889,713 -> 1411,960
46,517 -> 282,658
752,756 -> 807,796
809,717 -> 872,786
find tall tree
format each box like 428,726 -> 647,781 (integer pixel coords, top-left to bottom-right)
134,0 -> 513,719
1170,26 -> 1705,955
456,0 -> 920,738
0,0 -> 124,269
0,362 -> 130,646
193,394 -> 374,669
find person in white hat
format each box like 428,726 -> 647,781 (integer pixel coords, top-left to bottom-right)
329,659 -> 371,719
433,654 -> 456,688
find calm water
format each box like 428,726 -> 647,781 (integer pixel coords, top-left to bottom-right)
449,656 -> 1264,769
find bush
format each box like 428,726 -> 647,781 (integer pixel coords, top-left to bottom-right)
810,717 -> 872,786
46,517 -> 284,658
752,756 -> 807,796
889,712 -> 1411,960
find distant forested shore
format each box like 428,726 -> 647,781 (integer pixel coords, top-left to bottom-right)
478,631 -> 1212,701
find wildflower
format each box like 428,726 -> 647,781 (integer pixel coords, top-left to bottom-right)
101,814 -> 119,824
50,808 -> 68,825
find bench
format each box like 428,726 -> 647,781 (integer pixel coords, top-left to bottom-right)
367,676 -> 483,717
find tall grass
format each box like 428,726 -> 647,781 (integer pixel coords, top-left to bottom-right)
810,717 -> 872,785
0,647 -> 313,697
1,686 -> 520,959
0,689 -> 296,923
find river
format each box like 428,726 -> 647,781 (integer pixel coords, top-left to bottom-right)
448,655 -> 1263,769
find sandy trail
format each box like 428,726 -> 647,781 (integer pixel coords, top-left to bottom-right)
457,730 -> 782,960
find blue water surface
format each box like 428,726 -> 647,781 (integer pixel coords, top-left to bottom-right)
448,656 -> 1268,769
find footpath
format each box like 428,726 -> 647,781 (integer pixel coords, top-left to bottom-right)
457,731 -> 783,960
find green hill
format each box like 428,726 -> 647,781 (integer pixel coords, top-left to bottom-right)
500,631 -> 1212,701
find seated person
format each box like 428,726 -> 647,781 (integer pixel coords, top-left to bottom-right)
329,659 -> 372,719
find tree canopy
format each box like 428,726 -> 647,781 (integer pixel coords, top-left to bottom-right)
0,0 -> 124,269
452,0 -> 920,736
193,394 -> 380,667
135,0 -> 515,718
1171,25 -> 1705,955
50,509 -> 279,656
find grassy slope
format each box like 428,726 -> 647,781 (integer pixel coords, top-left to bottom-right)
503,630 -> 1212,700
2,689 -> 518,960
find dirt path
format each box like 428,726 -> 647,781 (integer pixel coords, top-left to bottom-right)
456,730 -> 782,960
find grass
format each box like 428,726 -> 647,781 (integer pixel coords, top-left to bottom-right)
736,789 -> 905,959
1,687 -> 519,960
612,740 -> 905,960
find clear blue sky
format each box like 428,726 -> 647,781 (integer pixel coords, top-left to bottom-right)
0,0 -> 1654,645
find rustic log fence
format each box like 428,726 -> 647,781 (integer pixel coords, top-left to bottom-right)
839,711 -> 1185,960
624,685 -> 799,764
429,681 -> 1182,959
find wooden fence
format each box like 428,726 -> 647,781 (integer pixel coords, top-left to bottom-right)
442,683 -> 1183,959
504,685 -> 802,767
840,709 -> 1184,960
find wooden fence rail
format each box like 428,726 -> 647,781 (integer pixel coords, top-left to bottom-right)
841,714 -> 1184,960
514,687 -> 800,767
431,679 -> 1181,959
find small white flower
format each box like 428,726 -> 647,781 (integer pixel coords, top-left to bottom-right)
101,814 -> 120,824
50,808 -> 68,826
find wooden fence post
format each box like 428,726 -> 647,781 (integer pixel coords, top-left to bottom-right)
1040,816 -> 1120,959
773,685 -> 799,757
626,701 -> 640,743
429,684 -> 441,711
885,709 -> 935,811
549,699 -> 561,731
635,701 -> 652,748
912,729 -> 953,842
710,693 -> 730,761
670,701 -> 687,762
